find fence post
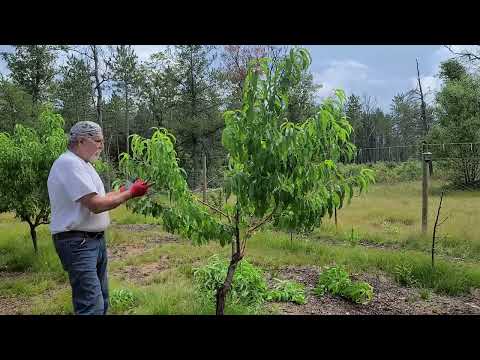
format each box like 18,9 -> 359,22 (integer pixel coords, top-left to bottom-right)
422,152 -> 432,234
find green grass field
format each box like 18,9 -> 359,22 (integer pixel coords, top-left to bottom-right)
1,180 -> 480,315
317,180 -> 480,261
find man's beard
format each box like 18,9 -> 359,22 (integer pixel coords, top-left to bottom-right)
89,151 -> 101,162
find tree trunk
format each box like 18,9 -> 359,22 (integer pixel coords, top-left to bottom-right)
416,59 -> 428,136
92,45 -> 103,128
215,252 -> 242,315
125,87 -> 129,154
334,208 -> 338,230
27,220 -> 38,253
215,208 -> 242,315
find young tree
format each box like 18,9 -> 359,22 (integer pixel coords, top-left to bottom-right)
0,107 -> 67,252
115,48 -> 374,314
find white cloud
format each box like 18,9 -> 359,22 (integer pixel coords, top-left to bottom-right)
312,59 -> 370,99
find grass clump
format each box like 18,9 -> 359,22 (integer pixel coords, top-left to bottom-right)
266,278 -> 306,305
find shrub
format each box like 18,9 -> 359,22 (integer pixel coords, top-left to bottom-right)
314,266 -> 374,304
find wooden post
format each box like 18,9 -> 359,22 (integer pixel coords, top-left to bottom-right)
422,152 -> 432,234
203,152 -> 207,202
334,208 -> 338,230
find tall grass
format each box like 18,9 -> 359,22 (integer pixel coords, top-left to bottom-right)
316,180 -> 480,261
0,217 -> 65,278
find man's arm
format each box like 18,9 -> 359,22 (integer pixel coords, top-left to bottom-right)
79,191 -> 133,214
79,179 -> 150,214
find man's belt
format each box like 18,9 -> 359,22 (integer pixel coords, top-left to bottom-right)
53,230 -> 105,241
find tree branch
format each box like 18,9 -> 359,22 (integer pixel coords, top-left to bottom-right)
246,203 -> 279,237
67,46 -> 94,60
445,45 -> 480,62
194,197 -> 231,223
438,216 -> 449,226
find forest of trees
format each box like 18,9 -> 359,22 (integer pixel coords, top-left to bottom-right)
1,45 -> 480,187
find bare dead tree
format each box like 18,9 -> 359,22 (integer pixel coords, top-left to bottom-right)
413,59 -> 434,174
63,45 -> 112,128
416,59 -> 428,137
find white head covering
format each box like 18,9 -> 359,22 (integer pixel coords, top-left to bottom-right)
68,121 -> 102,147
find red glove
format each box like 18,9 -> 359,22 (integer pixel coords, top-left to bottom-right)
129,179 -> 150,198
119,185 -> 127,192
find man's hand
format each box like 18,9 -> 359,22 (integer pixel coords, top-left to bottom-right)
128,179 -> 150,198
119,178 -> 136,193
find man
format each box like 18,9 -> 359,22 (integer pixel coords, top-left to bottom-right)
47,121 -> 149,315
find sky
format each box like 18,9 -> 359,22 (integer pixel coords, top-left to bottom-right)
0,45 -> 469,112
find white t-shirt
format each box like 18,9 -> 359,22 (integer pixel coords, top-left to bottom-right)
47,150 -> 110,234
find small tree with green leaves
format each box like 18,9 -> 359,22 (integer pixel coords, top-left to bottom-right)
0,107 -> 67,252
116,48 -> 374,314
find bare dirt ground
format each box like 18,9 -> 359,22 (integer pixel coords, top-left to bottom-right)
107,224 -> 180,262
113,255 -> 173,284
266,265 -> 480,315
0,295 -> 31,315
0,272 -> 33,315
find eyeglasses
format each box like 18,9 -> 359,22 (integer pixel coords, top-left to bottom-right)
88,137 -> 104,144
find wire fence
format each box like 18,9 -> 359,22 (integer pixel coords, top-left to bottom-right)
354,142 -> 480,163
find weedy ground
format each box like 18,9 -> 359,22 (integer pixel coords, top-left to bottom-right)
1,181 -> 479,315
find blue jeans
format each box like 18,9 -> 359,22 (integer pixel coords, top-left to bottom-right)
53,233 -> 109,315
